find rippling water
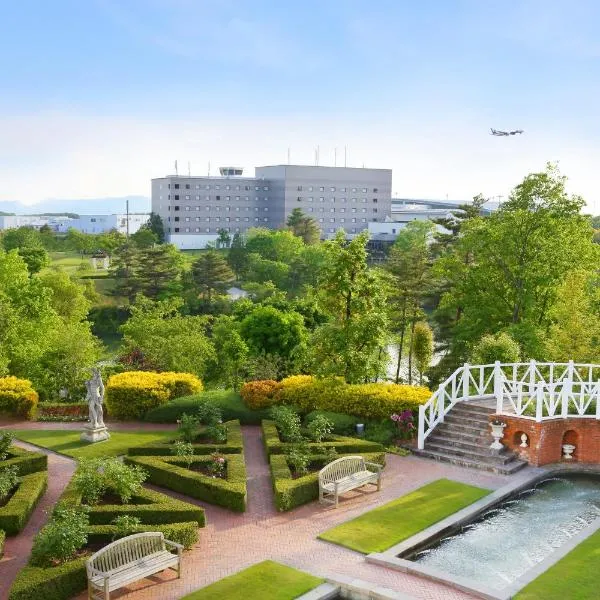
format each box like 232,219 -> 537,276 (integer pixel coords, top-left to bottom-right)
412,475 -> 600,590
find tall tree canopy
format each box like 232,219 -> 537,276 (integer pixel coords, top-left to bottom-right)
190,250 -> 235,301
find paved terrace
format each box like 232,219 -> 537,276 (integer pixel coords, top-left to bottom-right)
0,421 -> 516,600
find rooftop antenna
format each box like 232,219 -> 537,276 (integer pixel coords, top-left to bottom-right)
314,148 -> 318,166
287,147 -> 291,164
174,160 -> 178,176
317,145 -> 320,166
208,161 -> 211,176
344,146 -> 347,168
188,161 -> 191,176
334,147 -> 337,167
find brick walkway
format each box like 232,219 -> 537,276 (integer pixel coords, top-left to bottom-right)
1,423 -> 515,600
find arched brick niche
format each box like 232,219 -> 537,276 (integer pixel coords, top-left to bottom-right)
489,415 -> 600,467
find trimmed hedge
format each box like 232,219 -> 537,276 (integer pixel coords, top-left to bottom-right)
106,371 -> 203,420
0,376 -> 39,419
145,389 -> 271,425
86,521 -> 199,549
261,420 -> 384,458
128,419 -> 243,456
0,529 -> 5,559
242,376 -> 430,419
2,445 -> 47,475
60,479 -> 206,527
270,451 -> 386,511
0,471 -> 48,535
35,402 -> 89,422
8,557 -> 88,600
125,453 -> 247,512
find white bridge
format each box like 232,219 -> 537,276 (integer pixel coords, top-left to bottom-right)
418,361 -> 600,449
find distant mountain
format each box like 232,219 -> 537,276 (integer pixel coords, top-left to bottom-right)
0,196 -> 150,215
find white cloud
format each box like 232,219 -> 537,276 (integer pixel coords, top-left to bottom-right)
0,110 -> 598,213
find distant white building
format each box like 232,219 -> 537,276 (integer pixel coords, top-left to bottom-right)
0,213 -> 150,235
0,215 -> 72,231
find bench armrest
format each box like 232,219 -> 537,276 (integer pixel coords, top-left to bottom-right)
364,462 -> 382,472
165,539 -> 184,552
87,565 -> 108,580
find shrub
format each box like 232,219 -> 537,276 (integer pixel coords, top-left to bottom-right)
103,459 -> 147,504
471,332 -> 521,365
145,390 -> 271,425
105,371 -> 203,420
111,514 -> 141,539
0,376 -> 39,419
1,445 -> 47,476
0,471 -> 47,535
8,558 -> 88,600
30,504 -> 89,567
240,379 -> 281,409
178,413 -> 200,442
285,443 -> 311,476
196,402 -> 223,425
87,521 -> 198,549
0,465 -> 19,501
269,406 -> 302,442
363,420 -> 396,446
71,459 -> 106,505
306,414 -> 334,443
305,411 -> 360,436
172,440 -> 195,468
0,430 -> 15,460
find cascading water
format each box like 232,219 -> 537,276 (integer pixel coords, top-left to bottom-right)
411,475 -> 600,590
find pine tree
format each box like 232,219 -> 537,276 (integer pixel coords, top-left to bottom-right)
136,245 -> 184,299
287,208 -> 321,245
145,212 -> 165,243
191,250 -> 235,301
227,232 -> 249,277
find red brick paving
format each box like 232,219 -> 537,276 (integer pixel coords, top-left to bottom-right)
0,423 -> 513,600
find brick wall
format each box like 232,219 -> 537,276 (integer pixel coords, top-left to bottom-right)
491,415 -> 600,466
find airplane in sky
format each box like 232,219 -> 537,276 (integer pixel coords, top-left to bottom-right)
490,128 -> 524,136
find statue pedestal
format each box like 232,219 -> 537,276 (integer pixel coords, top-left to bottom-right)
80,425 -> 110,443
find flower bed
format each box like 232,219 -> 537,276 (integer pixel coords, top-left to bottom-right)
124,452 -> 247,512
35,402 -> 90,422
0,471 -> 48,535
261,420 -> 384,458
127,419 -> 243,456
269,451 -> 386,511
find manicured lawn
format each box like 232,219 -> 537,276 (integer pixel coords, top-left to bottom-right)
181,560 -> 323,600
318,478 -> 490,554
515,528 -> 600,600
11,429 -> 175,459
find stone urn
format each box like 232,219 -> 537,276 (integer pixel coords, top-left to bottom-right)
562,444 -> 576,460
489,420 -> 507,451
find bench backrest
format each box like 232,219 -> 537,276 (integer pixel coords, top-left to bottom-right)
319,456 -> 366,483
87,532 -> 166,575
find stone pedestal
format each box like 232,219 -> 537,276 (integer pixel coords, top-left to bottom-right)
81,426 -> 110,443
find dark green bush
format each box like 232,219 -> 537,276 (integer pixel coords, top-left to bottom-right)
305,411 -> 361,436
145,390 -> 270,425
124,453 -> 247,512
0,471 -> 47,535
270,451 -> 386,511
8,558 -> 87,600
0,529 -> 5,559
362,420 -> 396,446
2,445 -> 47,475
128,420 -> 243,456
86,521 -> 199,549
261,420 -> 384,458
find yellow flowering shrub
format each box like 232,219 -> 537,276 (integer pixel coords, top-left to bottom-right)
240,380 -> 281,409
105,371 -> 203,420
0,376 -> 39,419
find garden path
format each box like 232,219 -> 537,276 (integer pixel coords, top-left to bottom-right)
0,422 -> 514,600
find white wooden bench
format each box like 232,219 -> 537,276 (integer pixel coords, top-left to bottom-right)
318,455 -> 382,507
86,532 -> 183,600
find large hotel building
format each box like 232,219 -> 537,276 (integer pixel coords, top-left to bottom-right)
151,164 -> 392,249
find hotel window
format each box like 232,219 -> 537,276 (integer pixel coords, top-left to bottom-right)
352,188 -> 357,192
205,206 -> 210,211
206,228 -> 210,232
245,196 -> 249,201
318,186 -> 324,192
362,198 -> 367,203
319,218 -> 324,222
174,184 -> 180,189
352,228 -> 357,233
206,217 -> 210,221
341,187 -> 346,192
308,207 -> 314,212
263,186 -> 268,190
205,185 -> 210,190
340,218 -> 345,223
362,188 -> 367,193
185,206 -> 190,211
195,184 -> 200,189
225,217 -> 230,222
330,218 -> 335,222
373,188 -> 378,192
216,195 -> 221,200
362,218 -> 367,222
308,186 -> 313,191
174,195 -> 179,200
215,185 -> 220,190
297,197 -> 302,202
174,206 -> 180,211
263,217 -> 268,222
195,228 -> 200,232
185,184 -> 190,189
174,217 -> 180,222
373,208 -> 378,213
235,196 -> 240,201
225,185 -> 230,190
331,197 -> 335,203
185,227 -> 190,232
255,186 -> 260,191
235,217 -> 240,222
297,185 -> 303,191
340,208 -> 345,213
373,198 -> 378,203
352,208 -> 357,213
319,197 -> 324,202
174,227 -> 180,232
264,207 -> 268,212
196,217 -> 200,221
226,196 -> 230,201
255,217 -> 259,221
254,207 -> 259,211
225,206 -> 230,211
235,185 -> 240,190
352,218 -> 357,223
330,187 -> 335,192
245,185 -> 251,190
205,196 -> 210,200
308,197 -> 313,202
196,206 -> 200,211
159,184 -> 163,189
195,195 -> 200,200
330,208 -> 335,212
244,217 -> 249,222
185,217 -> 190,222
235,206 -> 240,211
329,228 -> 335,233
319,207 -> 324,212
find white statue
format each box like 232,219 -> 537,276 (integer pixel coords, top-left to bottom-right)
81,368 -> 109,442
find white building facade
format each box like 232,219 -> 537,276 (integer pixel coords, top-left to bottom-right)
0,213 -> 149,235
152,165 -> 392,249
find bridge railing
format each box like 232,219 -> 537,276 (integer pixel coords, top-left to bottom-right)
417,360 -> 600,449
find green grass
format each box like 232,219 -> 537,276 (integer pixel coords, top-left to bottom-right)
318,478 -> 491,554
181,560 -> 323,600
11,429 -> 175,459
515,528 -> 600,600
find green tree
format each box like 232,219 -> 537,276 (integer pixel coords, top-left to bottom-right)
246,253 -> 290,290
287,208 -> 321,245
110,243 -> 141,302
470,332 -> 521,365
245,228 -> 304,263
145,212 -> 165,243
190,250 -> 234,301
38,270 -> 91,322
412,321 -> 434,385
438,164 -> 598,362
216,228 -> 231,249
130,227 -> 158,249
208,315 -> 249,389
545,270 -> 600,362
227,232 -> 248,277
17,246 -> 50,275
136,244 -> 184,299
65,228 -> 95,258
96,230 -> 127,255
1,227 -> 42,251
309,230 -> 390,382
120,296 -> 214,377
240,305 -> 307,364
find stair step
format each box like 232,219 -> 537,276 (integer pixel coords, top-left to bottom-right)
435,421 -> 489,436
427,433 -> 492,450
444,414 -> 491,427
451,406 -> 495,418
425,441 -> 515,464
411,448 -> 528,475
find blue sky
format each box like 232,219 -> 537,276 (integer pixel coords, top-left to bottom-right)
1,0 -> 599,211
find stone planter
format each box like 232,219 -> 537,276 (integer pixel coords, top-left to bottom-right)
562,444 -> 575,460
489,422 -> 506,451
